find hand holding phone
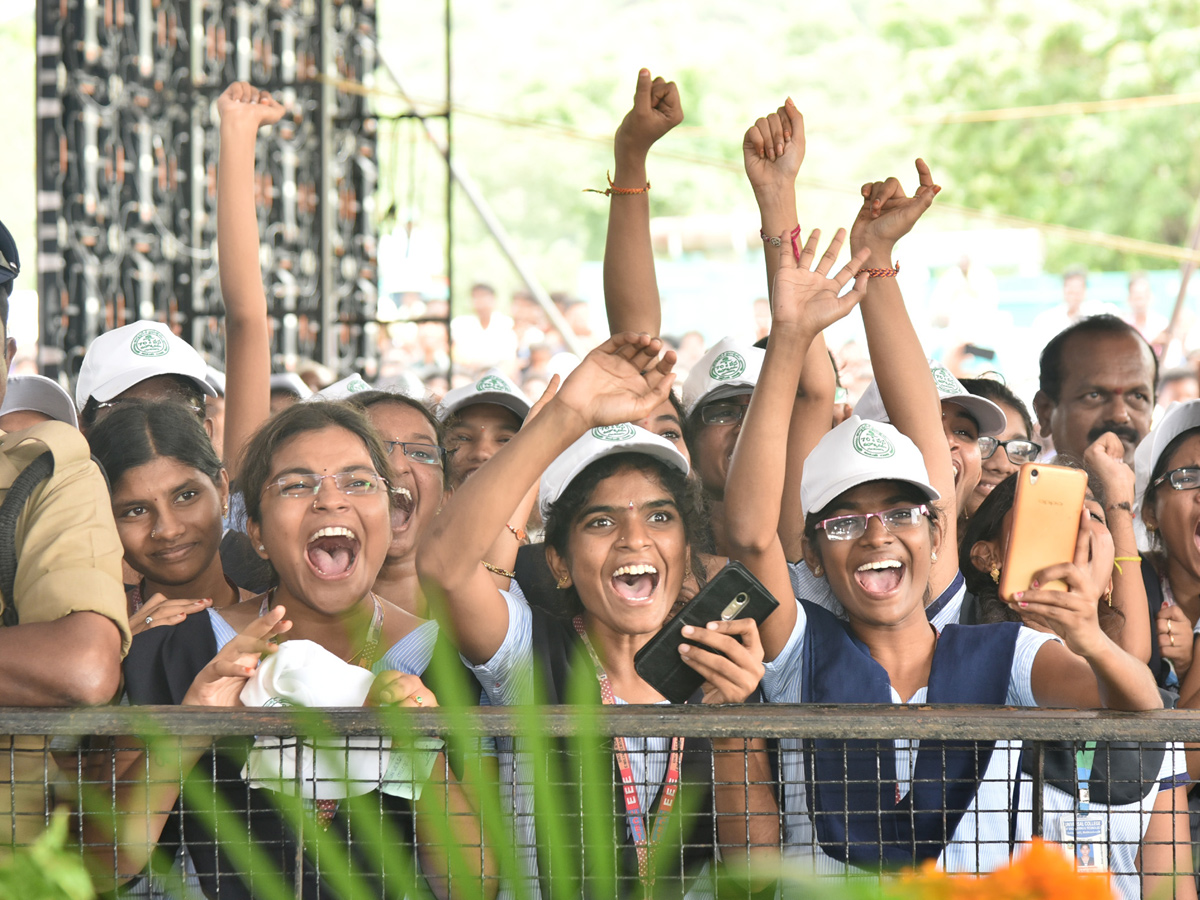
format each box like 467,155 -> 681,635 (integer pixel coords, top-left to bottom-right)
998,464 -> 1088,601
634,561 -> 778,703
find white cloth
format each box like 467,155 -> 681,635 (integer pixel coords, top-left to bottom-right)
238,640 -> 439,801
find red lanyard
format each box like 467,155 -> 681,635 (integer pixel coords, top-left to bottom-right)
572,616 -> 684,887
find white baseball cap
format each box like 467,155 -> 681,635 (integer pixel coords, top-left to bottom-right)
853,360 -> 1007,437
0,374 -> 79,428
270,372 -> 314,400
539,423 -> 690,518
437,369 -> 530,423
801,415 -> 941,515
681,337 -> 765,416
1135,399 -> 1200,511
311,373 -> 372,401
75,321 -> 217,410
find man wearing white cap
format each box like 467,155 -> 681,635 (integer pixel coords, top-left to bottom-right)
0,217 -> 130,851
438,369 -> 532,490
75,320 -> 217,435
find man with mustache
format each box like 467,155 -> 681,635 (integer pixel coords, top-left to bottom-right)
1033,314 -> 1158,466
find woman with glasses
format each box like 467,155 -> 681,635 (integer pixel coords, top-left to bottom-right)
1139,399 -> 1200,708
107,401 -> 491,899
959,377 -> 1041,520
722,184 -> 1161,876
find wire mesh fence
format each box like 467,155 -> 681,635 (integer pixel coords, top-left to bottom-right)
0,705 -> 1196,899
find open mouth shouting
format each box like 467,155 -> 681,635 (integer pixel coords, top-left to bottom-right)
611,564 -> 660,604
391,485 -> 415,534
854,559 -> 905,598
306,526 -> 361,579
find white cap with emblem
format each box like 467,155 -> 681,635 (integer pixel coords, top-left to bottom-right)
681,337 -> 765,416
853,360 -> 1007,438
75,321 -> 217,410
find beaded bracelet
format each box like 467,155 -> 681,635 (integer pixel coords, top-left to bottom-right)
759,225 -> 803,260
482,561 -> 516,579
863,262 -> 901,278
506,523 -> 527,543
584,171 -> 650,196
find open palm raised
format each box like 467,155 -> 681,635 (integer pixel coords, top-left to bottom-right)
553,333 -> 677,430
769,228 -> 871,337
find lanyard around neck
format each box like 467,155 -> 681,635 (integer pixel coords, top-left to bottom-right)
572,615 -> 684,888
1075,741 -> 1096,813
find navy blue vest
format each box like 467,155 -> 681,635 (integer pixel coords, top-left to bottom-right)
799,599 -> 1021,868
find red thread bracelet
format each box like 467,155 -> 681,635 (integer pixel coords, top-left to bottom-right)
584,171 -> 650,196
759,225 -> 803,260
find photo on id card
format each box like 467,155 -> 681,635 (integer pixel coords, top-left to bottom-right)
1052,813 -> 1107,872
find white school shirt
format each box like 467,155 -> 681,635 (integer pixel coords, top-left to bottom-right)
761,597 -> 1058,876
465,583 -> 713,900
1014,744 -> 1189,900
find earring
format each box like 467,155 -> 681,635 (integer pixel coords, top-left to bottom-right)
222,503 -> 229,516
812,565 -> 824,577
989,566 -> 1000,585
931,550 -> 938,563
258,544 -> 266,552
1105,587 -> 1113,608
556,574 -> 571,589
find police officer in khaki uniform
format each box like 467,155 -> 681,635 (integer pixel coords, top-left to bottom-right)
0,219 -> 130,852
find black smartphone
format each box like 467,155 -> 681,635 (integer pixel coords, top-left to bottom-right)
634,561 -> 779,703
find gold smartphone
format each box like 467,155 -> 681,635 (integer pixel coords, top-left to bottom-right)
998,463 -> 1088,600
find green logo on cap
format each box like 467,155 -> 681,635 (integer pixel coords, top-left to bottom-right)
931,364 -> 960,397
130,328 -> 170,358
592,424 -> 636,442
709,351 -> 746,381
852,423 -> 896,459
475,375 -> 508,392
345,376 -> 369,393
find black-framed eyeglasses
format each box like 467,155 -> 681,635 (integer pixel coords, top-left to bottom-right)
94,397 -> 206,422
815,505 -> 930,541
978,436 -> 1041,465
699,400 -> 749,426
383,441 -> 445,466
263,469 -> 388,499
1151,466 -> 1200,492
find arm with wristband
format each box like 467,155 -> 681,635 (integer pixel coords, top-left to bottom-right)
600,69 -> 681,336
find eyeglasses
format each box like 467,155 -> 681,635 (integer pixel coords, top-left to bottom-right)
699,400 -> 749,426
382,441 -> 445,466
1151,467 -> 1200,492
264,469 -> 387,498
815,505 -> 930,541
94,397 -> 206,422
977,436 -> 1041,465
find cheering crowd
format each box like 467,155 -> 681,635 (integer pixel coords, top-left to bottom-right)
1,71 -> 1199,899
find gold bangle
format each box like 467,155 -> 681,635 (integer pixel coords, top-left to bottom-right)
482,561 -> 515,579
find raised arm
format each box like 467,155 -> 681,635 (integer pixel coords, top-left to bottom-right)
724,231 -> 869,661
741,99 -> 834,557
418,335 -> 676,663
1027,510 -> 1162,710
216,83 -> 282,476
849,160 -> 957,590
602,69 -> 682,336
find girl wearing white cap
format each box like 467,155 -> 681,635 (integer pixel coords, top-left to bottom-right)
418,333 -> 773,897
722,225 -> 1162,875
1138,399 -> 1200,708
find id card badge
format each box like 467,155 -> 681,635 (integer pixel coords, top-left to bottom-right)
1051,813 -> 1107,872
